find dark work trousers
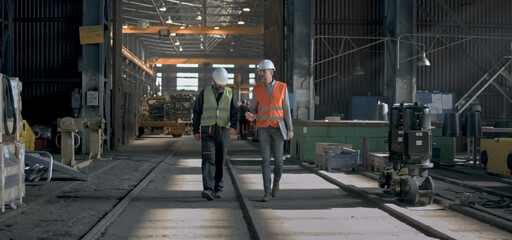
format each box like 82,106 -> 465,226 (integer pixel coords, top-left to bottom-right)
239,119 -> 248,139
201,128 -> 230,194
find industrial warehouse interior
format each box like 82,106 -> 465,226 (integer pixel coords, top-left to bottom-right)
1,0 -> 512,239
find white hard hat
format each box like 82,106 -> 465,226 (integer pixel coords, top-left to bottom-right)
257,59 -> 275,71
212,67 -> 228,85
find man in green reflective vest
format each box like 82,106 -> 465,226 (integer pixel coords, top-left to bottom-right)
192,67 -> 239,201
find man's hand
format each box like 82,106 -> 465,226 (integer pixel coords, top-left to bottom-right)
287,130 -> 294,140
245,112 -> 256,121
228,128 -> 236,135
194,134 -> 200,141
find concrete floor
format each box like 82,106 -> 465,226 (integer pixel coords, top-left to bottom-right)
0,135 -> 511,239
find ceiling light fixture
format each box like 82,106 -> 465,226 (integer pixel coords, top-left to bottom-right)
238,21 -> 245,25
165,16 -> 172,24
174,40 -> 180,45
179,46 -> 183,51
214,26 -> 220,30
159,1 -> 166,11
200,43 -> 204,49
180,25 -> 187,29
170,32 -> 176,37
242,8 -> 250,12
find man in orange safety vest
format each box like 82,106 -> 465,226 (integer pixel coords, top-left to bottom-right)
245,59 -> 293,202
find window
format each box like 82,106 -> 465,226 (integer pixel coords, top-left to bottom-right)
176,64 -> 199,68
177,72 -> 199,91
228,73 -> 234,84
249,73 -> 256,99
212,64 -> 235,68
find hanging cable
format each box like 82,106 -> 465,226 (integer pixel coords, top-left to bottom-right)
2,75 -> 17,136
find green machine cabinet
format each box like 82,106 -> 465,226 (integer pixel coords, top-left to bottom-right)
290,120 -> 455,166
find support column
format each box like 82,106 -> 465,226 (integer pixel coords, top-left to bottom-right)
287,0 -> 312,120
384,0 -> 417,104
395,0 -> 417,103
112,0 -> 122,150
82,0 -> 111,153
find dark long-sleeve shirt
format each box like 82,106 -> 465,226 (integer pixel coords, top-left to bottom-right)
192,87 -> 239,135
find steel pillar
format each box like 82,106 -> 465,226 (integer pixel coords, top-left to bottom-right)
288,0 -> 312,120
112,0 -> 122,150
395,0 -> 417,104
384,0 -> 417,104
82,0 -> 111,153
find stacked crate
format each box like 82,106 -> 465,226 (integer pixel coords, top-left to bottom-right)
1,142 -> 25,212
324,149 -> 360,172
314,143 -> 352,170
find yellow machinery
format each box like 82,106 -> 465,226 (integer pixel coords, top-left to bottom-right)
19,120 -> 35,151
56,117 -> 91,170
480,138 -> 512,176
137,95 -> 194,137
85,118 -> 105,160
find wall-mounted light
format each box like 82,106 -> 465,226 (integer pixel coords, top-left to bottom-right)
214,26 -> 220,30
417,50 -> 431,67
352,55 -> 365,75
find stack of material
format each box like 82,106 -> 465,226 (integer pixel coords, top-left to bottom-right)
314,143 -> 353,169
324,148 -> 359,172
368,153 -> 390,172
1,142 -> 25,212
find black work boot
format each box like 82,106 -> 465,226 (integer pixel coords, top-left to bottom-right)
272,182 -> 280,197
201,190 -> 214,201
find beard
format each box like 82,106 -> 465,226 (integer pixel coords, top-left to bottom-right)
215,86 -> 225,93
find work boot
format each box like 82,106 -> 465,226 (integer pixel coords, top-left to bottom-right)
261,192 -> 272,202
272,182 -> 280,197
215,191 -> 223,199
201,190 -> 214,201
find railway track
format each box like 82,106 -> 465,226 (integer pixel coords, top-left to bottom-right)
69,135 -> 511,239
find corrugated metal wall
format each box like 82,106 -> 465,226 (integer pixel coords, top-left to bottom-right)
313,0 -> 512,122
14,0 -> 82,125
313,0 -> 383,119
416,0 -> 512,122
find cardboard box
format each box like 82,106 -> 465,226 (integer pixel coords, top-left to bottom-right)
368,152 -> 390,171
315,143 -> 353,155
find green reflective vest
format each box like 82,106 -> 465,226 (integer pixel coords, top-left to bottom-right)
200,86 -> 232,127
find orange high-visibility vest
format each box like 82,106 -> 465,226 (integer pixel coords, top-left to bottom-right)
254,81 -> 286,128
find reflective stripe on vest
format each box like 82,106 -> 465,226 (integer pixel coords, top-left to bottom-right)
200,86 -> 232,127
254,81 -> 286,128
